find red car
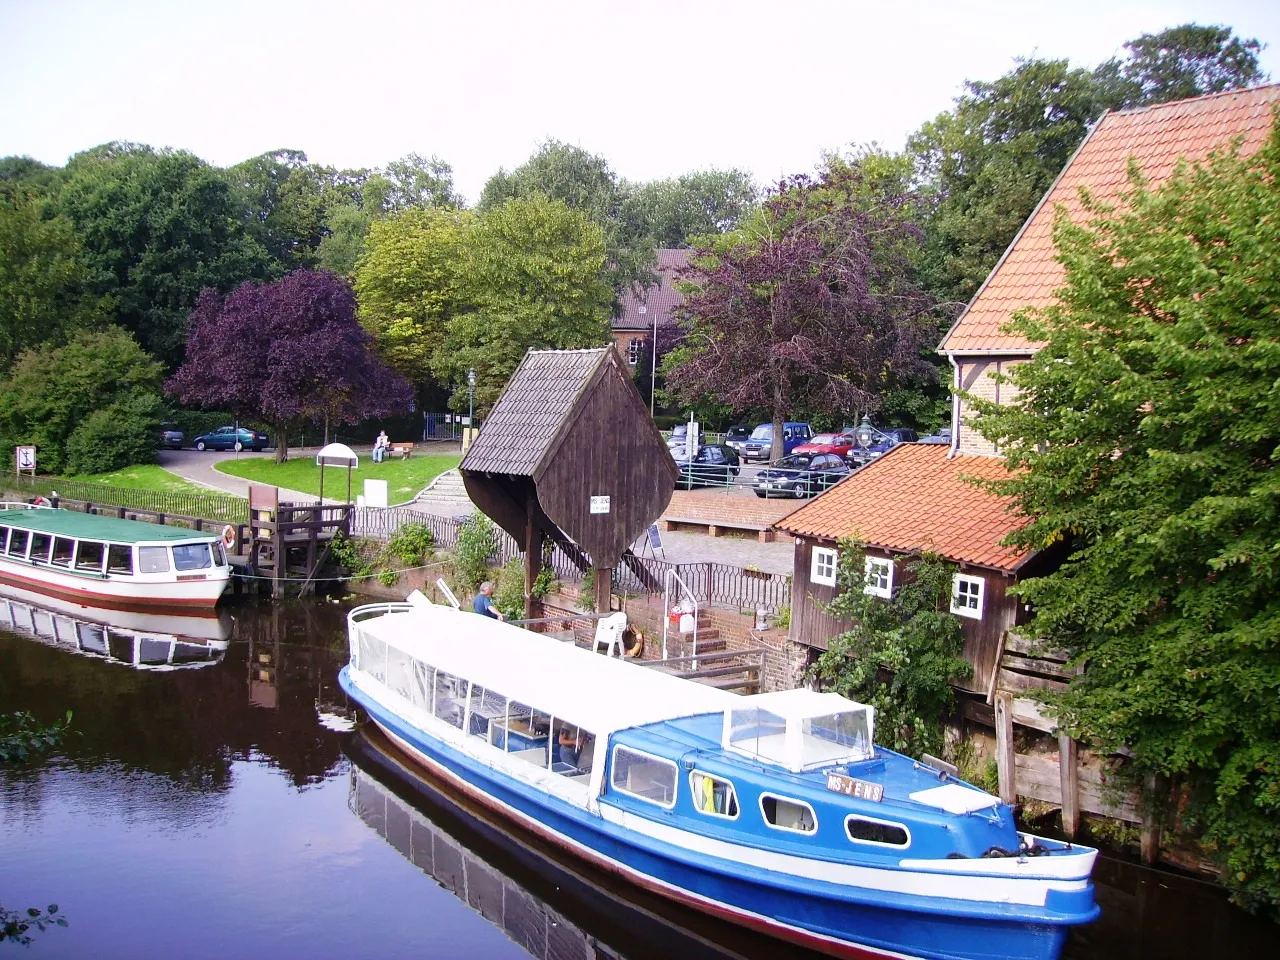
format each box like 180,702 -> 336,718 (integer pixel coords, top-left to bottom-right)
792,432 -> 856,457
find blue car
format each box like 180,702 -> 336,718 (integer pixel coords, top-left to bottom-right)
193,426 -> 270,452
845,427 -> 917,466
741,422 -> 813,462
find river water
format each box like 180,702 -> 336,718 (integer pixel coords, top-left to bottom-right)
1,596 -> 1276,960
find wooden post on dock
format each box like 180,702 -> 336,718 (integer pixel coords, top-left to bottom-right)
1140,773 -> 1162,864
995,692 -> 1016,804
1058,732 -> 1079,839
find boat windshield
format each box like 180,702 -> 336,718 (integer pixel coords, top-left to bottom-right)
802,710 -> 873,766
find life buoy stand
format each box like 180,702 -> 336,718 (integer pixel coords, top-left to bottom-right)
220,525 -> 237,552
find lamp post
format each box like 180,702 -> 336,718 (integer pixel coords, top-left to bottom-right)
467,368 -> 477,443
854,414 -> 873,465
650,312 -> 658,417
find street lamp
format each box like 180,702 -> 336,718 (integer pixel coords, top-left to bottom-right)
649,311 -> 658,417
855,414 -> 874,453
467,368 -> 477,437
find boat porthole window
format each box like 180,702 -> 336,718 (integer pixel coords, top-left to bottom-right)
138,546 -> 171,574
106,544 -> 133,575
610,746 -> 678,809
760,794 -> 817,834
690,771 -> 739,819
845,815 -> 911,848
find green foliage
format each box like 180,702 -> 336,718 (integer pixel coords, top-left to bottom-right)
1,902 -> 67,945
388,522 -> 435,566
0,326 -> 164,474
974,122 -> 1280,912
0,193 -> 104,371
773,604 -> 791,629
1105,24 -> 1267,108
811,543 -> 971,758
578,567 -> 596,612
65,393 -> 162,474
619,169 -> 758,248
0,710 -> 73,764
454,514 -> 496,591
494,558 -> 526,620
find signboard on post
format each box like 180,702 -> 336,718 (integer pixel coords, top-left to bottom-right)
645,522 -> 666,559
15,445 -> 36,476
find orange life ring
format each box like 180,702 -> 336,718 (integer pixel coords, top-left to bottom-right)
220,525 -> 237,551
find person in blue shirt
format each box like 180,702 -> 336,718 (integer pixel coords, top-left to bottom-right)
472,581 -> 504,620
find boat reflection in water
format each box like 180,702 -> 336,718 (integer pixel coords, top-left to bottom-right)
0,582 -> 232,670
347,730 -> 818,960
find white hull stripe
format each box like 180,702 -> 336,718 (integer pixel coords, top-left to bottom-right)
376,722 -> 927,960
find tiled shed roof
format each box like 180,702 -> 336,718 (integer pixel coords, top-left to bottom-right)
941,84 -> 1280,355
613,248 -> 691,331
460,348 -> 608,476
775,444 -> 1030,572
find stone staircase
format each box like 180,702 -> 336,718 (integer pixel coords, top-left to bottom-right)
661,607 -> 725,659
415,469 -> 471,505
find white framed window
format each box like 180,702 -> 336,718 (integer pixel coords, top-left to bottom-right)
690,771 -> 740,819
627,337 -> 643,365
845,814 -> 911,848
760,793 -> 817,834
811,546 -> 838,587
951,573 -> 984,619
611,745 -> 678,809
864,557 -> 893,598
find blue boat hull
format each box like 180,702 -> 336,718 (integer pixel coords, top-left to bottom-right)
340,667 -> 1089,960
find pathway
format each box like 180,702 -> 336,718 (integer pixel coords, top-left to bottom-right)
158,449 -> 316,503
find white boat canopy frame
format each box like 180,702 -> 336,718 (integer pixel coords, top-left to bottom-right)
722,688 -> 877,773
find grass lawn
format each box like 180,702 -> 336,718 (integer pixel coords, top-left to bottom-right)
62,464 -> 214,494
215,453 -> 462,502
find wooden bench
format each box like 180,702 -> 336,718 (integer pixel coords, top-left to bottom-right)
389,442 -> 414,459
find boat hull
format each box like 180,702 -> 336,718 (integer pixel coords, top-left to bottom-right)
341,666 -> 1085,960
0,557 -> 229,612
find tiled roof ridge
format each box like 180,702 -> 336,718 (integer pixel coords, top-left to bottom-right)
1109,81 -> 1280,118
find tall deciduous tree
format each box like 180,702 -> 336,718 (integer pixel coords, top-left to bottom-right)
665,166 -> 937,449
975,123 -> 1280,912
167,270 -> 412,461
57,143 -> 273,366
1110,24 -> 1267,107
433,195 -> 612,412
0,194 -> 104,371
619,169 -> 758,248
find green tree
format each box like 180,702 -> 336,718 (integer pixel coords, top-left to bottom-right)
1108,24 -> 1268,108
974,122 -> 1280,912
0,194 -> 104,371
434,195 -> 611,412
225,149 -> 333,271
382,153 -> 462,210
619,169 -> 758,248
354,207 -> 471,380
0,327 -> 165,474
811,544 -> 971,759
57,143 -> 273,366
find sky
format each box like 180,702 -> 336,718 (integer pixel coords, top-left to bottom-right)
2,0 -> 1279,204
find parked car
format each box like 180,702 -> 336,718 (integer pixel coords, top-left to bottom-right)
845,427 -> 918,466
676,443 -> 740,489
793,432 -> 856,457
723,424 -> 752,456
741,422 -> 813,461
158,423 -> 184,449
193,426 -> 270,452
918,427 -> 952,446
753,453 -> 850,498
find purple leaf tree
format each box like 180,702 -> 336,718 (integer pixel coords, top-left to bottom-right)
167,269 -> 412,462
666,165 -> 937,450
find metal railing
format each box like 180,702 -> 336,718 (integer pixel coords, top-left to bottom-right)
2,475 -> 249,524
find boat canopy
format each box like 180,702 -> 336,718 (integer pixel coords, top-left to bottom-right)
0,509 -> 217,544
722,688 -> 876,773
350,595 -> 738,738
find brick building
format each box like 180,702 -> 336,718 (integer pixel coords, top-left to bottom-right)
611,249 -> 690,370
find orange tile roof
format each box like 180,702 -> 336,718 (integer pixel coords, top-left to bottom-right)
775,444 -> 1030,572
940,84 -> 1280,355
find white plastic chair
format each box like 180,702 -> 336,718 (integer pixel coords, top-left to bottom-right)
592,612 -> 628,657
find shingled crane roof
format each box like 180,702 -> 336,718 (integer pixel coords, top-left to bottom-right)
461,348 -> 611,479
939,83 -> 1280,356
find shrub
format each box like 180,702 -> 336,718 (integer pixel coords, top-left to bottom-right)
65,394 -> 161,474
454,514 -> 496,590
389,522 -> 435,567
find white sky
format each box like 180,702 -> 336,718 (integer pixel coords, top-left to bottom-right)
2,0 -> 1278,204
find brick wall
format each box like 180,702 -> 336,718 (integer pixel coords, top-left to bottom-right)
955,356 -> 1026,455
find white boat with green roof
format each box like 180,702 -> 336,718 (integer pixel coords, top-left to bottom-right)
0,503 -> 231,612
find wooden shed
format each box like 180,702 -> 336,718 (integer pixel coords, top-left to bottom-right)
460,346 -> 678,614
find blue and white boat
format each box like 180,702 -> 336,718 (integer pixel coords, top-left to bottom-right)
339,593 -> 1098,960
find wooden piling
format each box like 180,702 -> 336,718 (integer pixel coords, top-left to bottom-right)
1058,732 -> 1079,839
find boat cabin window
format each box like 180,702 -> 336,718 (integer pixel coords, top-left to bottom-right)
0,526 -> 8,552
173,543 -> 213,571
29,533 -> 51,564
727,706 -> 788,765
75,541 -> 106,574
386,644 -> 414,702
467,685 -> 507,741
433,672 -> 466,729
610,746 -> 677,809
802,709 -> 873,766
554,725 -> 594,777
51,537 -> 75,568
212,542 -> 227,567
761,794 -> 817,834
846,815 -> 910,848
138,546 -> 170,574
495,704 -> 552,766
6,529 -> 28,557
107,544 -> 133,574
691,771 -> 739,819
411,661 -> 435,713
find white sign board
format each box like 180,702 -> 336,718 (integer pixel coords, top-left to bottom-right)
15,446 -> 35,473
363,478 -> 389,509
589,495 -> 611,514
